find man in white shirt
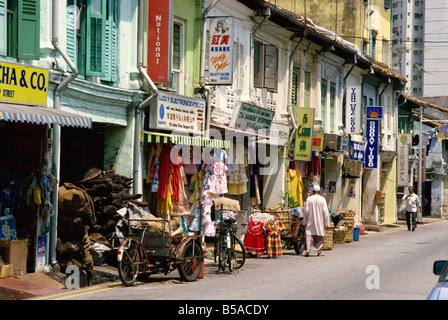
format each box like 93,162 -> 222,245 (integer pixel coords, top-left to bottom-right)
303,185 -> 330,256
402,186 -> 422,231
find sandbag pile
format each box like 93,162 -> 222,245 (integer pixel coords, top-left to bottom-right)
56,169 -> 143,271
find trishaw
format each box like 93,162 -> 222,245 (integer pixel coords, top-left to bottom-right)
115,205 -> 203,286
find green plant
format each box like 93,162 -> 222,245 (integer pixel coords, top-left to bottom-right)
281,192 -> 300,208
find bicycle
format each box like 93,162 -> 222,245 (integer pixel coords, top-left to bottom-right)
214,215 -> 246,272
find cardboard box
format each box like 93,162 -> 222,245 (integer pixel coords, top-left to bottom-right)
0,239 -> 28,276
0,264 -> 14,278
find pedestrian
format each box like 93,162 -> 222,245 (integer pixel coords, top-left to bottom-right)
402,186 -> 422,231
303,185 -> 330,257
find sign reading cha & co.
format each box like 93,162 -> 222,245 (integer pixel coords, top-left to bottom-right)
0,60 -> 49,106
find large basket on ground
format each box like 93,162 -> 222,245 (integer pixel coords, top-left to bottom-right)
334,228 -> 345,244
322,226 -> 334,250
337,209 -> 355,243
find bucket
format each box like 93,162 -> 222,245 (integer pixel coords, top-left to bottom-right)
353,227 -> 360,241
356,225 -> 365,235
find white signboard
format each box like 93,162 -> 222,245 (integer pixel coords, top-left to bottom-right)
397,134 -> 411,186
149,91 -> 205,134
229,101 -> 275,132
346,86 -> 361,134
206,17 -> 233,85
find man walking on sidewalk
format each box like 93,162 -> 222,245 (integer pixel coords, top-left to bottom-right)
402,186 -> 422,231
303,185 -> 330,256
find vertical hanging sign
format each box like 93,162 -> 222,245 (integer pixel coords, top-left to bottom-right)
294,108 -> 315,161
397,134 -> 410,186
365,119 -> 379,169
147,0 -> 172,83
207,17 -> 234,85
346,86 -> 361,134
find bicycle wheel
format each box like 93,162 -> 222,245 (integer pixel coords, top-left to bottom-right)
230,234 -> 246,270
178,240 -> 203,282
216,235 -> 227,271
117,240 -> 141,286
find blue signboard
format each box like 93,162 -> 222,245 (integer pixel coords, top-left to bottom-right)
366,106 -> 383,119
365,119 -> 379,169
348,140 -> 365,162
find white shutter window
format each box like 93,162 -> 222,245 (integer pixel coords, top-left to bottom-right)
0,0 -> 6,56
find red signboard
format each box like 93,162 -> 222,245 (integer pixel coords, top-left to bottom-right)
147,0 -> 172,83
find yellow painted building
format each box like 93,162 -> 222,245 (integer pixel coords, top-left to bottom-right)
272,0 -> 392,65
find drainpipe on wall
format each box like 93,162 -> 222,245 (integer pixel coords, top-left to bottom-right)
49,0 -> 80,268
134,0 -> 159,195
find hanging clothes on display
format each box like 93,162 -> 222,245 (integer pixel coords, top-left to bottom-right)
227,144 -> 248,195
171,151 -> 191,216
264,218 -> 284,258
288,161 -> 303,207
244,220 -> 265,254
249,165 -> 261,206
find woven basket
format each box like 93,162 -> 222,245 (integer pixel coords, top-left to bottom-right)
334,228 -> 345,244
344,226 -> 354,243
322,226 -> 334,250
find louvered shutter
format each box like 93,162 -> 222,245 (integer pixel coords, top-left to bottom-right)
66,4 -> 78,67
86,0 -> 106,77
17,0 -> 40,60
0,0 -> 6,56
101,0 -> 117,82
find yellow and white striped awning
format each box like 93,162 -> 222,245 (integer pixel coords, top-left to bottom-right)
0,102 -> 92,129
142,131 -> 230,149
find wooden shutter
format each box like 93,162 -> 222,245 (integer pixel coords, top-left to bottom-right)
101,0 -> 117,82
17,0 -> 40,60
330,82 -> 336,133
0,0 -> 6,56
304,72 -> 310,109
66,3 -> 78,67
291,67 -> 300,121
86,0 -> 106,77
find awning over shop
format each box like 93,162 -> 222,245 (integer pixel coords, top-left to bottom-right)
0,102 -> 92,129
142,131 -> 231,149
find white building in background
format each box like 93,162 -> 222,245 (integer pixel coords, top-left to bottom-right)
392,0 -> 448,97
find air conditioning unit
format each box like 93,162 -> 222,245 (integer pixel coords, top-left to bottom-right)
323,134 -> 341,152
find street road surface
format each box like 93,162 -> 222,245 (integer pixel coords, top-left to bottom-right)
33,219 -> 448,301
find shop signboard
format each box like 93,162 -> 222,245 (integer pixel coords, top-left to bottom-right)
206,17 -> 233,85
229,101 -> 274,132
0,60 -> 49,107
312,132 -> 324,152
345,86 -> 361,134
366,106 -> 383,119
148,91 -> 205,134
147,0 -> 172,83
397,134 -> 410,186
365,119 -> 379,169
294,107 -> 315,161
348,140 -> 365,162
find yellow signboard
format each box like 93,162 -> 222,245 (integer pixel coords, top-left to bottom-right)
294,107 -> 315,161
0,60 -> 49,106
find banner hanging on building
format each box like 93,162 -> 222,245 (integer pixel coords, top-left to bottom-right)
364,119 -> 379,169
294,108 -> 315,161
397,134 -> 410,186
0,60 -> 48,106
206,17 -> 233,85
147,0 -> 172,83
346,86 -> 361,134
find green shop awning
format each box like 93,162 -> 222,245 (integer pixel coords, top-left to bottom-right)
142,131 -> 230,149
0,102 -> 92,129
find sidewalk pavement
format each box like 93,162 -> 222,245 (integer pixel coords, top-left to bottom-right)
2,216 -> 447,300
